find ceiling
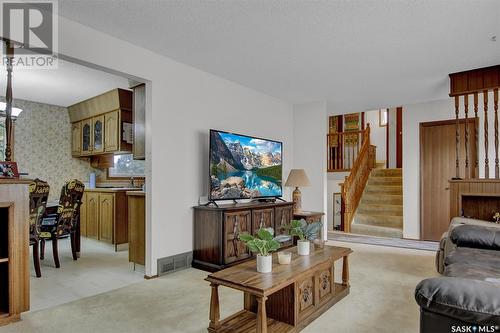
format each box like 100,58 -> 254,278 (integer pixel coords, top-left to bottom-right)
57,0 -> 500,110
0,58 -> 130,107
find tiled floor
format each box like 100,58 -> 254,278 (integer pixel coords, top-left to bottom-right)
29,237 -> 144,312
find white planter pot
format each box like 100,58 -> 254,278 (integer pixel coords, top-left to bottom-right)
297,240 -> 310,256
256,254 -> 272,273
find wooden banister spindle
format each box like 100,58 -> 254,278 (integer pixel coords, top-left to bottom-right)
484,91 -> 489,178
4,41 -> 14,162
464,95 -> 469,179
454,96 -> 460,179
474,93 -> 479,177
494,88 -> 499,178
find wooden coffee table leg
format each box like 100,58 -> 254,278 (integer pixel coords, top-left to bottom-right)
209,283 -> 221,330
256,296 -> 268,333
342,255 -> 350,287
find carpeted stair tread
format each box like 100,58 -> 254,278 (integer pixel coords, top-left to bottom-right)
354,213 -> 403,228
364,185 -> 402,195
361,194 -> 403,205
357,204 -> 403,216
350,223 -> 404,238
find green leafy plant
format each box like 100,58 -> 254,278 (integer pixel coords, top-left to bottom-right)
286,219 -> 323,242
238,228 -> 281,257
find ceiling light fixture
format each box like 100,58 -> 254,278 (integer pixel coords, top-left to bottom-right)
491,35 -> 497,42
0,102 -> 23,117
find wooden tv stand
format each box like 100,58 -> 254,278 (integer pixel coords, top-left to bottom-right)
193,201 -> 294,272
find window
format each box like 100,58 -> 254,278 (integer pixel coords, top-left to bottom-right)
379,109 -> 388,127
108,154 -> 145,178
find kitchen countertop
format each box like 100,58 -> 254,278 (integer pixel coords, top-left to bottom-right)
85,187 -> 142,193
126,191 -> 145,196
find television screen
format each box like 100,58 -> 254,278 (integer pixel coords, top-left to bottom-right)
209,130 -> 282,200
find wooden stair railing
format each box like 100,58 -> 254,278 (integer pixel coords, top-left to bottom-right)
327,129 -> 366,172
338,124 -> 376,233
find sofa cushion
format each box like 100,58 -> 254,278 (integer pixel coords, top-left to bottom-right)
415,277 -> 500,325
450,224 -> 500,250
444,262 -> 500,281
444,247 -> 500,267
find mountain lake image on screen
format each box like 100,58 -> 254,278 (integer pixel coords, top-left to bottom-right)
209,130 -> 283,200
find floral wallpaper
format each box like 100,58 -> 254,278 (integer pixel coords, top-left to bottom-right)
5,98 -> 100,201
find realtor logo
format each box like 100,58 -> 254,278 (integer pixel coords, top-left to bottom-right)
1,0 -> 58,68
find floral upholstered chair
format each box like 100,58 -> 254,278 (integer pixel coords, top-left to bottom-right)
28,178 -> 50,278
40,179 -> 84,268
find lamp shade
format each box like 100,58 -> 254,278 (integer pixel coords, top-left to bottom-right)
285,169 -> 311,187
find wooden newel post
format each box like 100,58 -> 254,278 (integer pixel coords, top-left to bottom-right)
4,40 -> 14,162
209,283 -> 221,330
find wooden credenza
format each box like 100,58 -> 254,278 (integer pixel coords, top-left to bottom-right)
193,202 -> 294,272
0,179 -> 31,326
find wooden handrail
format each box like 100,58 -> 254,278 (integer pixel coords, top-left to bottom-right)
339,124 -> 376,233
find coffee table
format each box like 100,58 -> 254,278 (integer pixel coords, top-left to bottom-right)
205,245 -> 352,333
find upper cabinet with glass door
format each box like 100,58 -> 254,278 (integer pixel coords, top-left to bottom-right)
68,89 -> 133,157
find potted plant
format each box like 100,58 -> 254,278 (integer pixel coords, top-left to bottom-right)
238,228 -> 281,273
287,219 -> 323,256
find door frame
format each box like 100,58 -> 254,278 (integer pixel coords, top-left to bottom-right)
396,107 -> 403,168
419,117 -> 478,240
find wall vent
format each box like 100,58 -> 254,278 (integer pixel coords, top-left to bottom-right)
157,251 -> 193,276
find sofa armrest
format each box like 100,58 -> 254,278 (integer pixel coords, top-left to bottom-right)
450,224 -> 500,250
415,277 -> 500,325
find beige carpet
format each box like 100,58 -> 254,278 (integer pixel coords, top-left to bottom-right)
0,241 -> 437,333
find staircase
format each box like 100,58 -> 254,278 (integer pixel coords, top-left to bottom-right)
350,168 -> 403,238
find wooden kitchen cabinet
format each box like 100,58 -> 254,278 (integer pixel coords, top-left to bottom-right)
104,110 -> 119,152
79,189 -> 132,250
93,115 -> 104,154
85,192 -> 99,239
81,118 -> 93,156
71,122 -> 81,156
98,193 -> 114,243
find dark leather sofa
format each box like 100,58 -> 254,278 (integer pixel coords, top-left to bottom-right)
415,224 -> 500,333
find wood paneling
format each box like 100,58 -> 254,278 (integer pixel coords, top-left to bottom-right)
420,118 -> 478,241
449,65 -> 500,96
449,179 -> 500,221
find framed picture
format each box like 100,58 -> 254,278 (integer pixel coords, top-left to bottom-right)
333,192 -> 342,230
379,109 -> 388,127
0,161 -> 19,178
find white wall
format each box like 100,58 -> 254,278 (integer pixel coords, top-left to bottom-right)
403,95 -> 497,239
365,110 -> 387,162
293,102 -> 328,239
57,16 -> 293,276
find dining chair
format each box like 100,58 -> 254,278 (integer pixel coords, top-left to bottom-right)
28,178 -> 50,278
40,179 -> 84,268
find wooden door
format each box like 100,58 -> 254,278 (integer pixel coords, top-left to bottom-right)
420,118 -> 477,240
223,210 -> 251,264
99,193 -> 114,243
104,110 -> 120,152
396,107 -> 403,168
252,208 -> 274,234
71,122 -> 81,156
79,193 -> 87,237
93,115 -> 105,154
81,119 -> 93,156
274,205 -> 293,246
86,192 -> 99,239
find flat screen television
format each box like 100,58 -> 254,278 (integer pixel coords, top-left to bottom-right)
209,129 -> 283,200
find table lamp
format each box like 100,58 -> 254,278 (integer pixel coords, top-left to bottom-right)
285,169 -> 311,213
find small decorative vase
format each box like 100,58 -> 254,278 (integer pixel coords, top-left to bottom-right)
278,251 -> 292,265
256,254 -> 272,273
297,240 -> 310,256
